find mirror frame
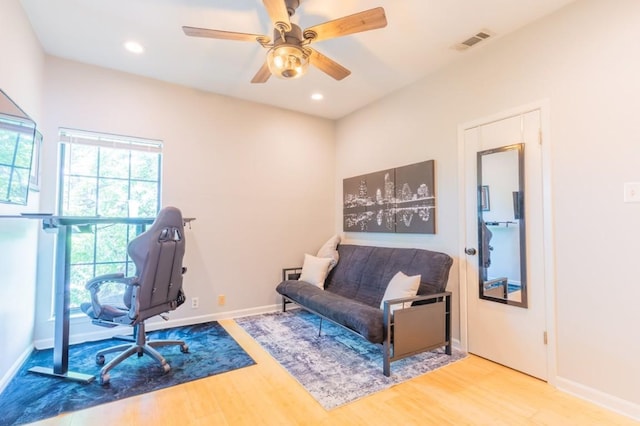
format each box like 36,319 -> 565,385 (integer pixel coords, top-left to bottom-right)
476,143 -> 528,308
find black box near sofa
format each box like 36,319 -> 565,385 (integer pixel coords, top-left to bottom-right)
276,243 -> 453,376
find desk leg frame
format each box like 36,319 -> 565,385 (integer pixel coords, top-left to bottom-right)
28,224 -> 95,383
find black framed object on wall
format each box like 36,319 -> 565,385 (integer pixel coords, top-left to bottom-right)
343,160 -> 436,234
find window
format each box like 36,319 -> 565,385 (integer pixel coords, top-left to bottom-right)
58,128 -> 162,309
0,117 -> 35,204
0,89 -> 36,205
0,88 -> 37,205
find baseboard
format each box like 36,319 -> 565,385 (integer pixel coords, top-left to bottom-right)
32,304 -> 282,349
224,304 -> 282,319
0,345 -> 33,394
556,376 -> 640,421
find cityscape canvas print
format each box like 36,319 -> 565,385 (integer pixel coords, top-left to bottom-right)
343,160 -> 436,234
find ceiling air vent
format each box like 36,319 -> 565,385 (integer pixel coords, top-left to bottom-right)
452,29 -> 495,51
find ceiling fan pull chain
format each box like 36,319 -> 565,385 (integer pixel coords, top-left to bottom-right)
277,26 -> 287,43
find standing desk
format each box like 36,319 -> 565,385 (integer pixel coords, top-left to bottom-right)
2,214 -> 194,383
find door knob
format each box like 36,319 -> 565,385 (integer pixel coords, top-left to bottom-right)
465,248 -> 477,255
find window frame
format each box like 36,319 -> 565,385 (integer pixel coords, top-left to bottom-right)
57,128 -> 163,310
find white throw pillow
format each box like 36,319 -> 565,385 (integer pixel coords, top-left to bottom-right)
316,234 -> 340,271
380,271 -> 421,311
299,254 -> 333,289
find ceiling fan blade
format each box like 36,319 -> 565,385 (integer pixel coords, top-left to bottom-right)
182,26 -> 266,43
251,61 -> 272,84
262,0 -> 291,32
308,49 -> 351,81
304,7 -> 387,43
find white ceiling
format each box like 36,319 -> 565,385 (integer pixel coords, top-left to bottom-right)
20,0 -> 575,120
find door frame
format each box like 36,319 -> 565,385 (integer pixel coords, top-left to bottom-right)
456,99 -> 557,385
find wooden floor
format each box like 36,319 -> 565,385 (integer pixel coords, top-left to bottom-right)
33,319 -> 636,426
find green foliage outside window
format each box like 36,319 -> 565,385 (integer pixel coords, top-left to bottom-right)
60,137 -> 161,309
0,118 -> 35,205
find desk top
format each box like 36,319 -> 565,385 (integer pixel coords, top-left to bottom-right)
0,214 -> 195,226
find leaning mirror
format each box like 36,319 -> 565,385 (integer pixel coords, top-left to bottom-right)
0,88 -> 37,205
476,143 -> 527,308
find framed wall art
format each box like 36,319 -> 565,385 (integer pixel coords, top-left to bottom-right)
343,160 -> 436,234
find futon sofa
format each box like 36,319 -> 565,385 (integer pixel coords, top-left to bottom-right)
276,244 -> 453,376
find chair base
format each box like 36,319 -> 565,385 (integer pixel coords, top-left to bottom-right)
95,322 -> 189,385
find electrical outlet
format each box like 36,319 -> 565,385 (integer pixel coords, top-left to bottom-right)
191,297 -> 199,309
218,294 -> 226,306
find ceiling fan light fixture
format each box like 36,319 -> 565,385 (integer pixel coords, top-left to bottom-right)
267,44 -> 309,79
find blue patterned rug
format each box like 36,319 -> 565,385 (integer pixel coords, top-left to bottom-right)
236,309 -> 465,409
0,321 -> 255,426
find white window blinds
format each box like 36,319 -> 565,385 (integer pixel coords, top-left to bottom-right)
58,128 -> 162,153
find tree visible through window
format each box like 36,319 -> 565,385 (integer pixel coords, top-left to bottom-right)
58,128 -> 162,309
0,116 -> 36,205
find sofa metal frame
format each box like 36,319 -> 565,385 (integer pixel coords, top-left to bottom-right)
281,268 -> 452,376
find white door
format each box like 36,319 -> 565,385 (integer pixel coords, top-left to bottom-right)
464,110 -> 548,380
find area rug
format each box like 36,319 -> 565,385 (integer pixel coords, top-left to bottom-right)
0,321 -> 255,426
236,309 -> 465,410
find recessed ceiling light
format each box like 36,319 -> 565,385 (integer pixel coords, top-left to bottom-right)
311,93 -> 324,101
124,41 -> 144,54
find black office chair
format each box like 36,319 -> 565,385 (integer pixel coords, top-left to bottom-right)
80,206 -> 189,385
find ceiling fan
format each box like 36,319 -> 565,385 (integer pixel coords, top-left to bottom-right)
182,0 -> 387,83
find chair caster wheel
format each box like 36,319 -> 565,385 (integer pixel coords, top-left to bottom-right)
96,355 -> 105,366
162,364 -> 170,374
180,344 -> 189,353
99,373 -> 110,385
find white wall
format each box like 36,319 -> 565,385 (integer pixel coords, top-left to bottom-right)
0,0 -> 44,390
335,0 -> 639,416
32,57 -> 336,344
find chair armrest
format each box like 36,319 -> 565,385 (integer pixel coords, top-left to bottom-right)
282,267 -> 302,281
85,272 -> 128,290
85,273 -> 137,319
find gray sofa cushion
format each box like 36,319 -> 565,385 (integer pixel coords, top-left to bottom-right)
324,245 -> 453,308
276,280 -> 384,343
